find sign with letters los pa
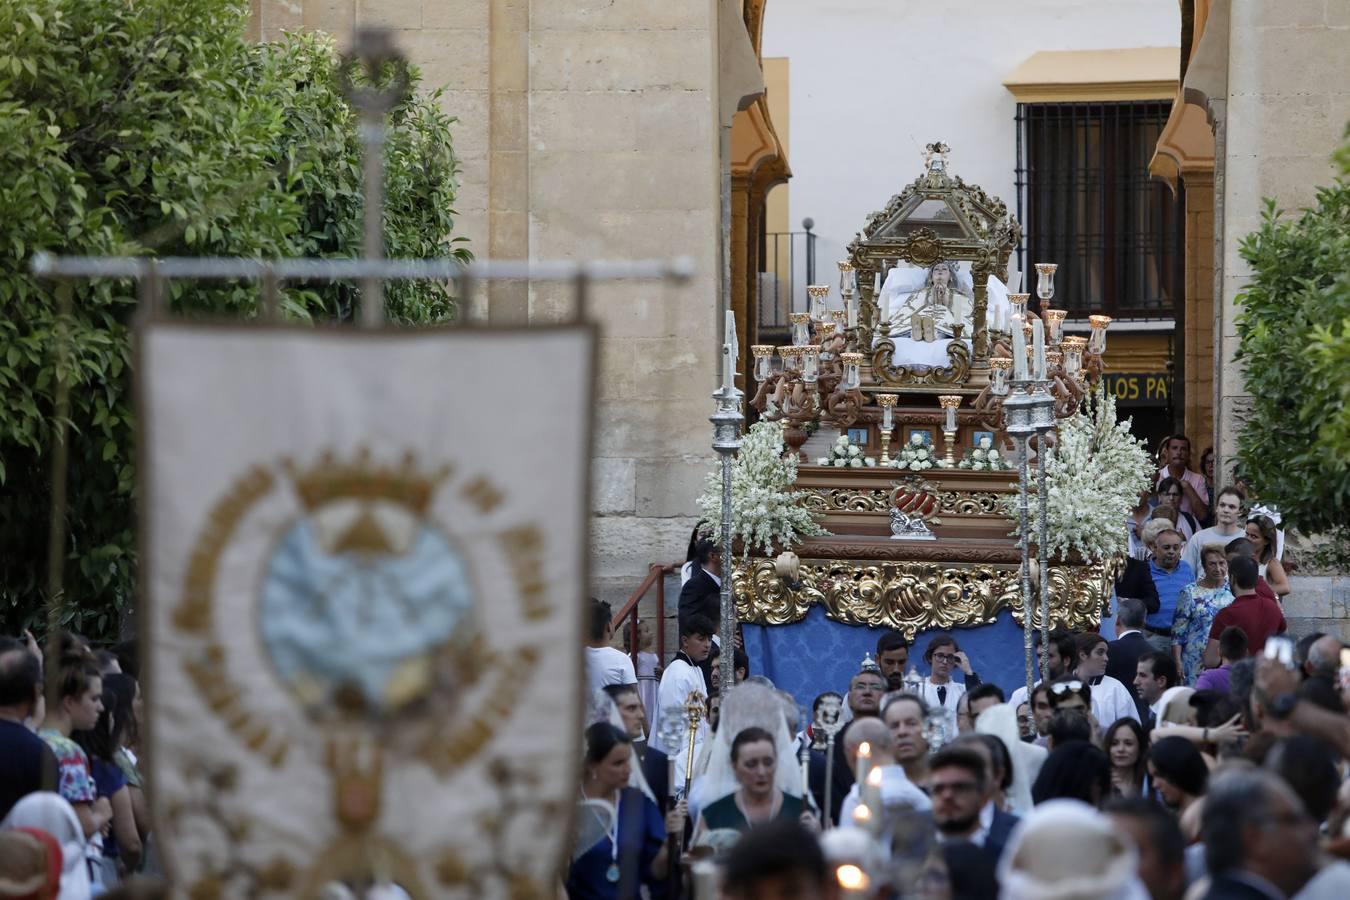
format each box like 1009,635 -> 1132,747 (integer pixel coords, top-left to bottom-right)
137,320 -> 595,898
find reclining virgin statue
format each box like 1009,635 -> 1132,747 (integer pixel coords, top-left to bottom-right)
884,260 -> 972,343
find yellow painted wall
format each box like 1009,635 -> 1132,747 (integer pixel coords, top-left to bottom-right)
763,57 -> 789,234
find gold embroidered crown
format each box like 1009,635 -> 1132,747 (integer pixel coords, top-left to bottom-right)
283,449 -> 451,516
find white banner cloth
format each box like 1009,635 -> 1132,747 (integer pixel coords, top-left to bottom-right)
137,321 -> 595,899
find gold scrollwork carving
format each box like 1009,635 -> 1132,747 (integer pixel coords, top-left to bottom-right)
801,488 -> 893,513
870,336 -> 971,387
734,557 -> 1105,639
931,489 -> 1004,516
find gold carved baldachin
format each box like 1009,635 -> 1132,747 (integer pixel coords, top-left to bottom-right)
734,557 -> 1106,638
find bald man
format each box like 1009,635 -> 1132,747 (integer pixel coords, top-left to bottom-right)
839,716 -> 932,826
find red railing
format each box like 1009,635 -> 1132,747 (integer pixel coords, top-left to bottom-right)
611,562 -> 677,668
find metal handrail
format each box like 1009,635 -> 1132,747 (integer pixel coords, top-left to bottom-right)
611,562 -> 677,669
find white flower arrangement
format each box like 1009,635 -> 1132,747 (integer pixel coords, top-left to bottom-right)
890,431 -> 945,471
698,420 -> 829,555
816,434 -> 878,469
1000,385 -> 1153,563
958,436 -> 1012,471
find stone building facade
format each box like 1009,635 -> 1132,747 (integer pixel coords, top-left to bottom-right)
249,1 -> 786,614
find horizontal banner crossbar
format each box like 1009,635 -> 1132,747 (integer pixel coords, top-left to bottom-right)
31,253 -> 694,284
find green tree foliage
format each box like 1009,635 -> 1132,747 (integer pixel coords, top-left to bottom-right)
1235,125 -> 1350,557
0,0 -> 470,637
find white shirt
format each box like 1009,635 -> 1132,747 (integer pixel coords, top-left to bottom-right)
585,645 -> 637,699
1008,682 -> 1036,711
650,654 -> 710,792
1182,524 -> 1244,573
839,764 -> 932,826
1089,674 -> 1140,727
918,677 -> 966,746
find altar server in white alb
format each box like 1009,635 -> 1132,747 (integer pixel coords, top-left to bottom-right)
1071,632 -> 1140,726
914,634 -> 983,746
649,614 -> 716,795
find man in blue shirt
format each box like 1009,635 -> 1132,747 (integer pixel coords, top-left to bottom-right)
1145,528 -> 1194,653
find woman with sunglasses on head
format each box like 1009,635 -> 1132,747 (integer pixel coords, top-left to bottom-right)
1103,718 -> 1149,798
1245,514 -> 1291,599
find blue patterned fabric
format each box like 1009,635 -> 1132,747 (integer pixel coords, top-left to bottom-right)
743,606 -> 1037,713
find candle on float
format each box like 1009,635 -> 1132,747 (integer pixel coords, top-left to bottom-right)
1032,316 -> 1046,381
945,405 -> 957,433
882,404 -> 893,432
1011,315 -> 1028,380
873,270 -> 882,293
855,741 -> 872,786
723,309 -> 738,393
863,766 -> 884,813
846,293 -> 857,328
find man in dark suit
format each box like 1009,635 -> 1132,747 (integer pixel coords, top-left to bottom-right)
678,538 -> 721,629
1199,769 -> 1320,899
1114,556 -> 1160,616
1107,597 -> 1152,714
929,744 -> 1019,867
679,539 -> 724,689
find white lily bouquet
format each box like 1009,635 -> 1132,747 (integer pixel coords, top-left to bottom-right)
698,420 -> 828,554
891,432 -> 943,471
958,436 -> 1011,471
817,434 -> 877,468
999,385 -> 1152,562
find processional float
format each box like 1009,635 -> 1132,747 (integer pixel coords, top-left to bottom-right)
741,143 -> 1117,702
33,27 -> 689,900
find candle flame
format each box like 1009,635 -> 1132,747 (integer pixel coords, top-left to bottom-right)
837,864 -> 869,890
852,804 -> 872,823
857,741 -> 871,758
867,767 -> 883,786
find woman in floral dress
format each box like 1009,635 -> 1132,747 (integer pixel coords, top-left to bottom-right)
1170,545 -> 1234,684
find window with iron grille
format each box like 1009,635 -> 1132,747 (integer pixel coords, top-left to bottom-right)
1015,101 -> 1184,319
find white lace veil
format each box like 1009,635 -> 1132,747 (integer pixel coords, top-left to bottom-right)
587,688 -> 656,803
975,703 -> 1033,815
689,681 -> 802,813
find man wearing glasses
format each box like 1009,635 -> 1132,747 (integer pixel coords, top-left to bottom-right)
929,744 -> 1018,866
918,634 -> 982,747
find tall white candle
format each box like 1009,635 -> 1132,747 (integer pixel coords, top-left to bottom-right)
882,405 -> 893,431
1011,315 -> 1027,380
873,270 -> 882,293
723,309 -> 738,393
846,294 -> 857,328
945,405 -> 957,433
1033,317 -> 1046,381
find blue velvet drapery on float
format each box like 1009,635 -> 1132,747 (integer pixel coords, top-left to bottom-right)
742,605 -> 1034,712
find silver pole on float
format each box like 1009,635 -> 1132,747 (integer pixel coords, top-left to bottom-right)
712,311 -> 744,695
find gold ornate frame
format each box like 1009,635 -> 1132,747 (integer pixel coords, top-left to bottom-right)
848,146 -> 1021,388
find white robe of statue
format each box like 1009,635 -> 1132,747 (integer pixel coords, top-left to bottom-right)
875,262 -> 1012,367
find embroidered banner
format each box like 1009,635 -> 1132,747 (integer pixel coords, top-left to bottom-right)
137,321 -> 595,898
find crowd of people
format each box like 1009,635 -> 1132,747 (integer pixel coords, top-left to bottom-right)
572,435 -> 1350,898
0,632 -> 161,899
